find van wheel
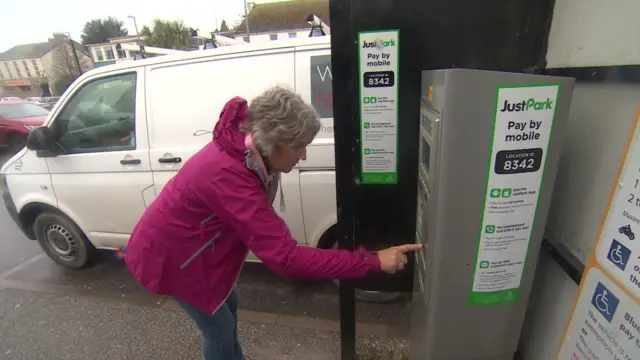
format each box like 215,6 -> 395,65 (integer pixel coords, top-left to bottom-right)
8,133 -> 26,154
33,212 -> 95,269
331,241 -> 402,303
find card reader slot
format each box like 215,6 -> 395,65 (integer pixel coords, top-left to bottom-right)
419,106 -> 441,192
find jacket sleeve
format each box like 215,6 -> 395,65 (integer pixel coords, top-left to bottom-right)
200,166 -> 381,281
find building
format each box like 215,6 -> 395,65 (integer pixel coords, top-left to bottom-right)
233,0 -> 329,43
0,33 -> 93,97
87,35 -> 146,67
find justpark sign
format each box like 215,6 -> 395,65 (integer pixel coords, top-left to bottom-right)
499,97 -> 554,112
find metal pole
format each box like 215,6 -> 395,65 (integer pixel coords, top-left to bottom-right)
243,0 -> 251,42
66,33 -> 83,78
128,16 -> 144,59
339,279 -> 357,360
131,17 -> 140,42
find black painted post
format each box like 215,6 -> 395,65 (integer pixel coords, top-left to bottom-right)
329,0 -> 357,358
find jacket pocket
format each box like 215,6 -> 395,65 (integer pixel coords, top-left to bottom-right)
180,232 -> 221,270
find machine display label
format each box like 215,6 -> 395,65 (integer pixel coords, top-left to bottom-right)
469,84 -> 560,306
358,29 -> 399,184
494,148 -> 544,175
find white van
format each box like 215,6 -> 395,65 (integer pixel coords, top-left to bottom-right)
0,37 -> 339,269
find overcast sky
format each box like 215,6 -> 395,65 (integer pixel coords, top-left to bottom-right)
0,0 -> 285,52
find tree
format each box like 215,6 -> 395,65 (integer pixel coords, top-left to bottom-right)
50,42 -> 93,95
219,20 -> 230,32
140,19 -> 192,50
80,17 -> 128,45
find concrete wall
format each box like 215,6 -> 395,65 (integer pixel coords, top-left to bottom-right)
520,250 -> 579,360
546,0 -> 640,67
520,0 -> 639,358
519,84 -> 640,359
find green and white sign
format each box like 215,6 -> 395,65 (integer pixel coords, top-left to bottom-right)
358,29 -> 399,184
469,84 -> 560,306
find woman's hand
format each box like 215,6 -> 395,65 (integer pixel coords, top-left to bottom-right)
377,244 -> 423,273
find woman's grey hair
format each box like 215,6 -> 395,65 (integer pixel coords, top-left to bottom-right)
245,85 -> 321,158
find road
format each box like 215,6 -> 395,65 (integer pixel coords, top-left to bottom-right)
0,151 -> 410,360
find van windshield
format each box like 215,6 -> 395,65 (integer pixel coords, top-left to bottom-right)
0,103 -> 50,119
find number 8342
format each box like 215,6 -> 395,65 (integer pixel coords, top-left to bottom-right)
502,159 -> 536,171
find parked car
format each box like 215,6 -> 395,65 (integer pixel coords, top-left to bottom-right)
40,96 -> 61,110
1,97 -> 22,102
25,97 -> 44,104
0,101 -> 49,153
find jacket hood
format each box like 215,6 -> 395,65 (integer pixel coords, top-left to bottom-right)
213,96 -> 249,160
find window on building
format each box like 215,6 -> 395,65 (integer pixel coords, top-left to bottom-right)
117,49 -> 126,59
104,47 -> 115,60
3,63 -> 11,78
25,69 -> 32,78
269,34 -> 278,41
31,59 -> 41,74
12,61 -> 22,77
0,72 -> 4,80
95,48 -> 104,61
288,32 -> 297,39
54,73 -> 137,153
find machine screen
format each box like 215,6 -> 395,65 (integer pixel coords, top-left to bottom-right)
421,137 -> 431,173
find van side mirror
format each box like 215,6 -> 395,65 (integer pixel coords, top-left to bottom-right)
26,127 -> 58,158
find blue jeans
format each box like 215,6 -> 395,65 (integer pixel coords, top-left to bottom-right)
174,288 -> 244,360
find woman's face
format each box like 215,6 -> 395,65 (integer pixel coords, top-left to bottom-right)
268,131 -> 315,173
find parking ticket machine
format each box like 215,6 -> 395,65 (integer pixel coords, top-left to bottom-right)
410,69 -> 575,360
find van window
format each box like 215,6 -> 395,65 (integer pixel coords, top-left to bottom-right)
54,72 -> 137,154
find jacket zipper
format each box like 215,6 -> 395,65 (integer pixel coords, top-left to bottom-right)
200,214 -> 217,239
180,214 -> 219,270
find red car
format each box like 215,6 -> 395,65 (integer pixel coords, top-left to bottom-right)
0,101 -> 49,153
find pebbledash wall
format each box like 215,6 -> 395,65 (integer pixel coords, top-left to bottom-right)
519,0 -> 640,359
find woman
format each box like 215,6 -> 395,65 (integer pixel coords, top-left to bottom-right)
125,86 -> 421,360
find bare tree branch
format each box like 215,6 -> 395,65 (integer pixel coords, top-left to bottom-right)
50,43 -> 93,80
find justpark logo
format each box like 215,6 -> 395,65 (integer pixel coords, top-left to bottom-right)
500,97 -> 554,112
362,38 -> 396,50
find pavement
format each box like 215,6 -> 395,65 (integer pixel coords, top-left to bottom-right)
0,151 -> 410,360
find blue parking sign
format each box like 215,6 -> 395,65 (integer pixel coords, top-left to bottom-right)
591,282 -> 619,323
606,239 -> 631,271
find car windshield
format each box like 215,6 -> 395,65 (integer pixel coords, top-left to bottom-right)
0,103 -> 49,119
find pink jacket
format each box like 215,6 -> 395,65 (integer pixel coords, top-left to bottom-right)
125,97 -> 381,314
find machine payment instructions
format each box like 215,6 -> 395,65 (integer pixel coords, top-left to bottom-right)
470,84 -> 560,306
358,29 -> 399,185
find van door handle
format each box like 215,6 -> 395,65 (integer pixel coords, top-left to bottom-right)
120,158 -> 142,165
158,157 -> 182,164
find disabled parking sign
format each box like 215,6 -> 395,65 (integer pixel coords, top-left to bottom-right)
558,269 -> 636,359
590,281 -> 619,323
557,109 -> 640,360
606,239 -> 632,272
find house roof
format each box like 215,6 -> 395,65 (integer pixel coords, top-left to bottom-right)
234,0 -> 330,35
0,39 -> 88,61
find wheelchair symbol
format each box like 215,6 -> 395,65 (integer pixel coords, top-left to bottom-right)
607,239 -> 631,271
595,291 -> 611,315
591,282 -> 619,323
